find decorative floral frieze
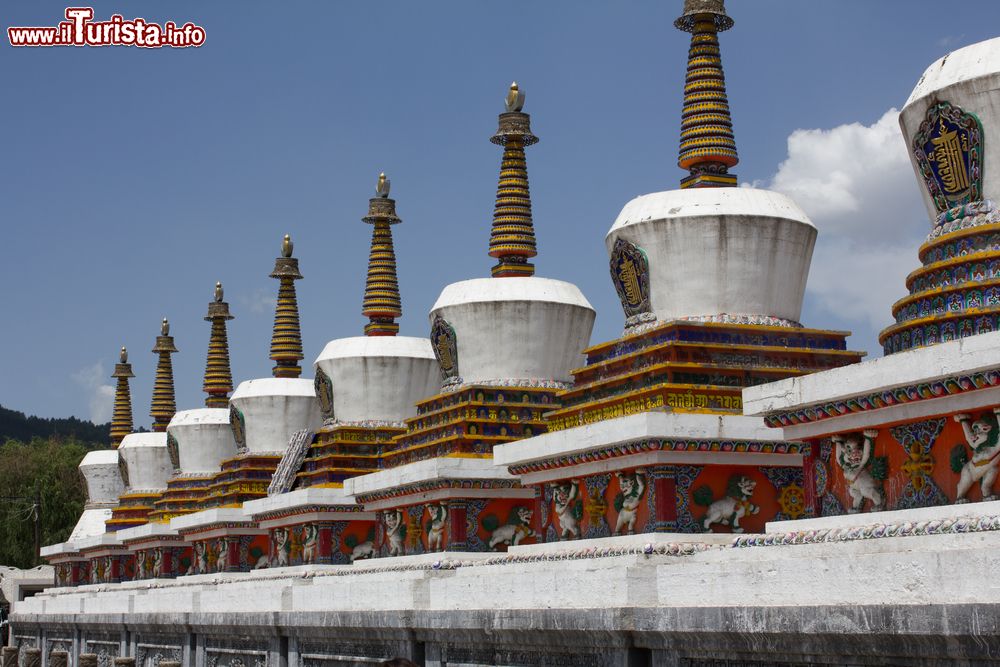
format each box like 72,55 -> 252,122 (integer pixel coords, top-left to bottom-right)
353,478 -> 523,505
732,512 -> 1000,548
507,438 -> 806,475
762,370 -> 1000,428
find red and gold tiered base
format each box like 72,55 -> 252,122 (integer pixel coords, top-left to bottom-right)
296,424 -> 402,489
882,212 -> 1000,354
105,492 -> 162,531
148,476 -> 215,522
383,385 -> 560,467
204,453 -> 282,508
547,320 -> 864,432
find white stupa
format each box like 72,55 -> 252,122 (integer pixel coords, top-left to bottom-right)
879,36 -> 1000,354
244,175 -> 437,565
343,84 -> 595,554
228,235 -> 321,460
67,449 -> 124,541
312,173 -> 438,430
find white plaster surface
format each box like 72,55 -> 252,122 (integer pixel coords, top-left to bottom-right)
117,432 -> 171,492
0,565 -> 53,609
902,37 -> 1000,223
23,504 -> 1000,615
606,187 -> 816,325
508,532 -> 733,556
115,521 -> 180,543
495,412 -> 786,468
66,509 -> 113,543
313,335 -> 438,424
343,456 -> 516,498
78,449 -> 124,505
167,408 -> 238,474
767,498 -> 1000,533
169,507 -> 254,533
743,330 -> 1000,416
429,277 -> 595,387
231,378 -> 322,454
39,542 -> 80,558
73,533 -> 123,551
243,486 -> 359,516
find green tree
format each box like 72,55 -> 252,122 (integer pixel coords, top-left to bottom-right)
0,437 -> 90,568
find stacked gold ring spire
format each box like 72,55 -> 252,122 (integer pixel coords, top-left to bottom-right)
203,282 -> 235,408
269,234 -> 304,378
362,173 -> 402,336
150,318 -> 178,432
110,346 -> 134,447
675,0 -> 738,188
489,82 -> 539,278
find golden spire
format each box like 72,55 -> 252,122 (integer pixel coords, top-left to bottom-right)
362,172 -> 402,336
203,282 -> 235,408
150,318 -> 178,432
488,81 -> 539,278
269,234 -> 304,378
110,346 -> 134,447
675,0 -> 738,188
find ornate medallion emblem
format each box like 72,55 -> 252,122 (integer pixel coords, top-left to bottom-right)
777,483 -> 805,519
430,315 -> 459,383
229,405 -> 247,453
166,432 -> 180,473
117,455 -> 130,489
913,101 -> 984,214
314,367 -> 335,420
609,238 -> 651,319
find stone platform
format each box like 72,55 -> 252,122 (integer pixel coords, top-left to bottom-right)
11,502 -> 1000,666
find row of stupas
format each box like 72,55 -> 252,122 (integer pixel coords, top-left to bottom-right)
42,0 -> 1000,584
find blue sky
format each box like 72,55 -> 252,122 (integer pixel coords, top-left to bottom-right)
3,1 -> 999,426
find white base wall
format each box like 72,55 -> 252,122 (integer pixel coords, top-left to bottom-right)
13,502 -> 1000,666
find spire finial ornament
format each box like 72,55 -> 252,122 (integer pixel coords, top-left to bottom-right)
489,81 -> 539,278
203,282 -> 235,408
110,345 -> 135,446
505,81 -> 524,112
362,171 -> 402,336
269,234 -> 304,377
150,317 -> 179,432
376,172 -> 390,198
675,0 -> 738,189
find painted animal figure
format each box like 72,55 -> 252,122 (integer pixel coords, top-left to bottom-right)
488,507 -> 536,549
301,524 -> 319,564
833,430 -> 884,513
553,480 -> 581,539
190,541 -> 207,575
272,527 -> 291,567
213,540 -> 227,573
426,503 -> 447,551
702,476 -> 760,533
953,410 -> 1000,502
151,548 -> 164,578
351,541 -> 376,561
614,469 -> 646,535
384,509 -> 405,557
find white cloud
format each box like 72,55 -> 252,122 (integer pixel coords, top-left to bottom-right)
936,34 -> 965,49
72,361 -> 115,423
806,240 -> 915,332
754,109 -> 932,352
239,288 -> 277,315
